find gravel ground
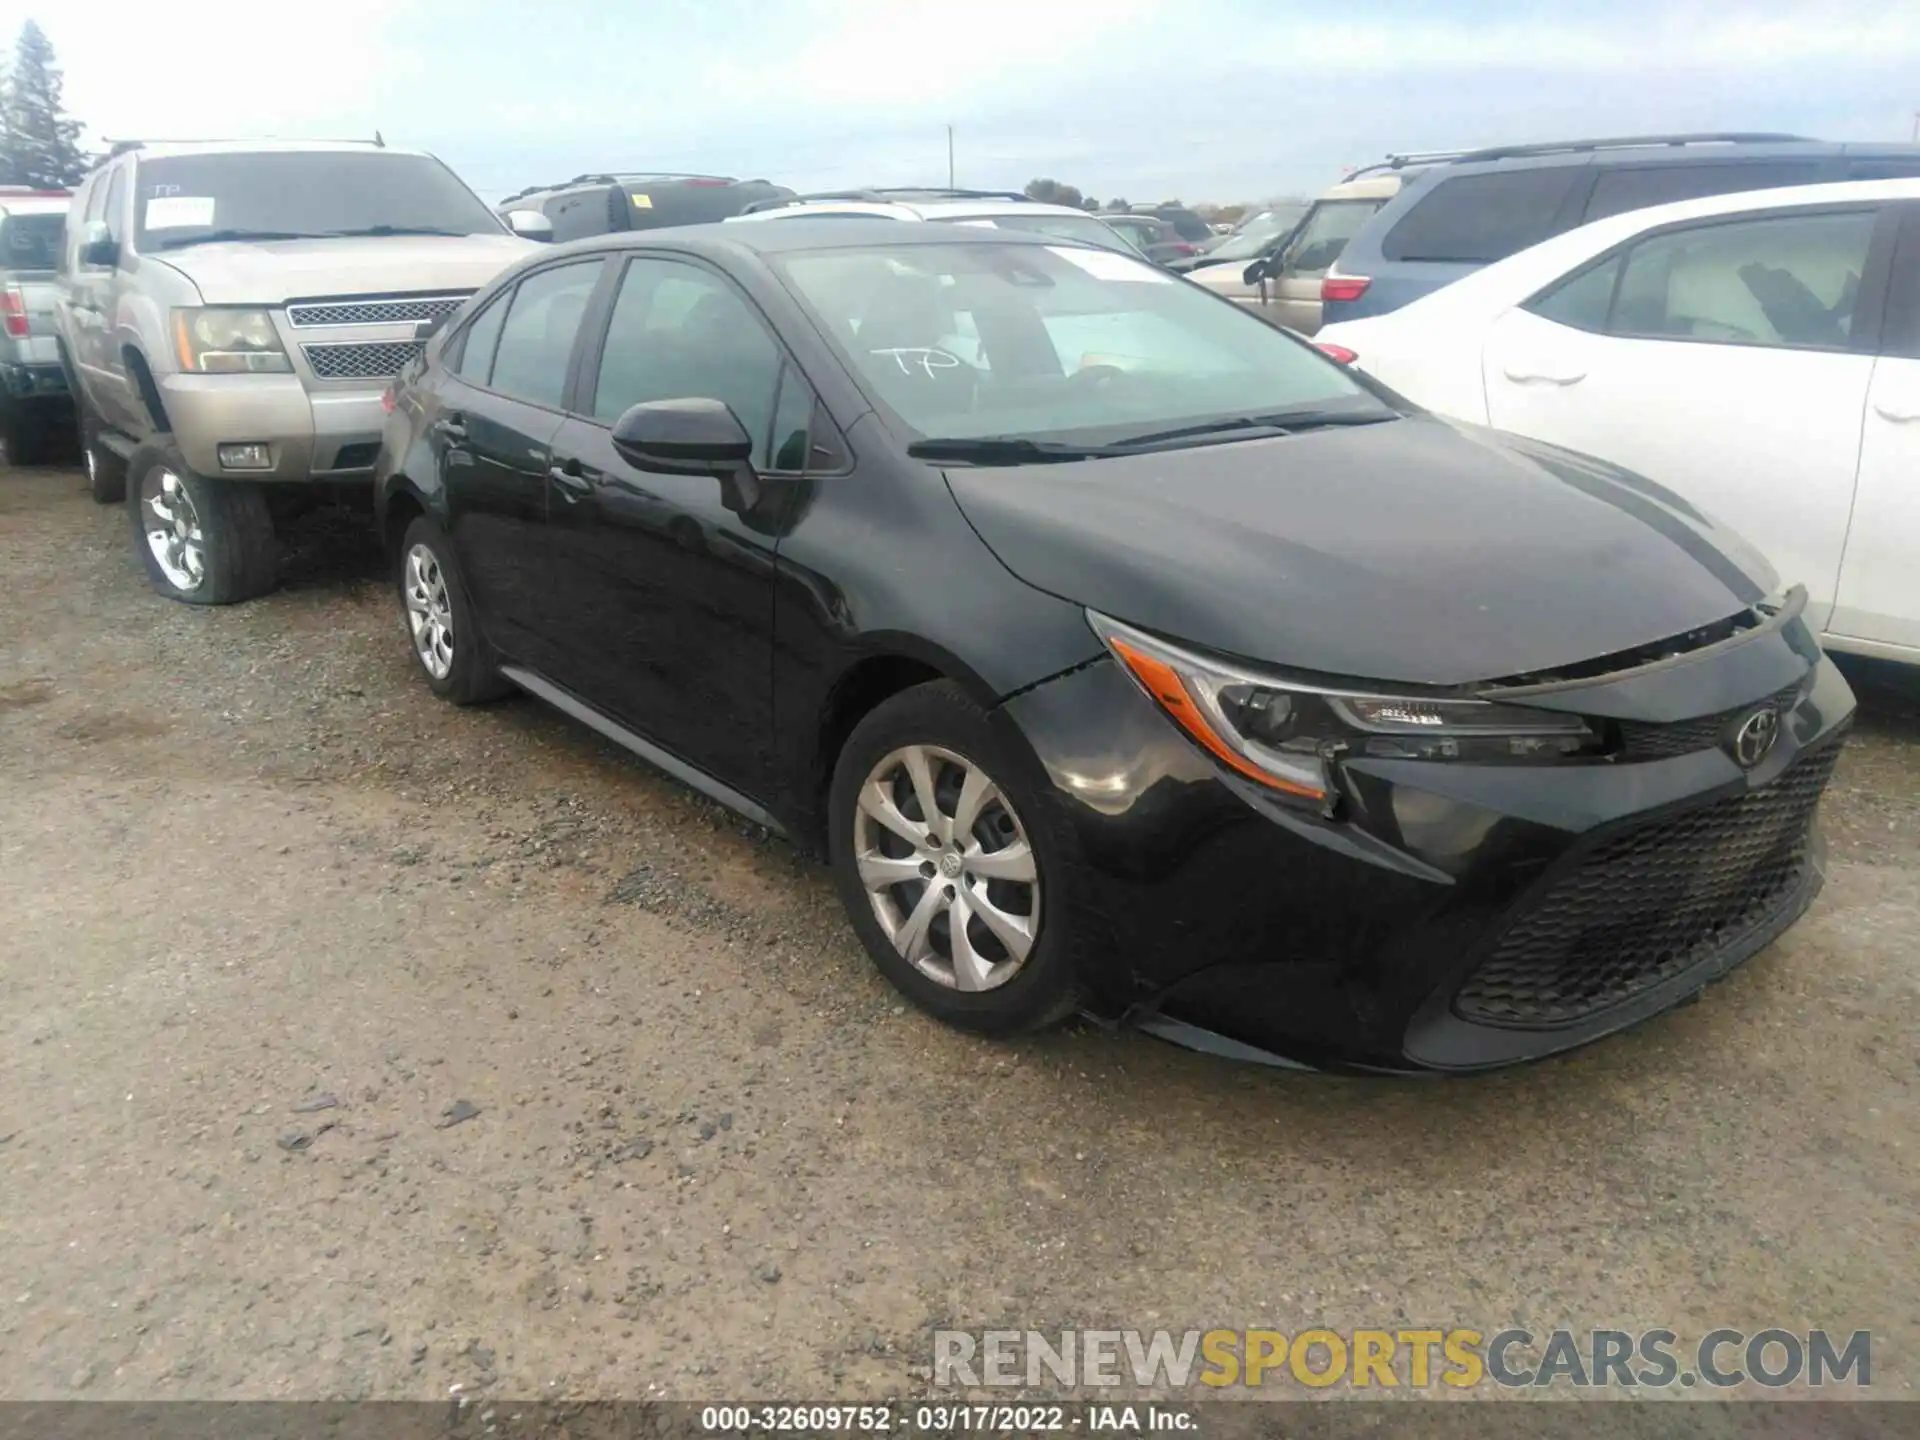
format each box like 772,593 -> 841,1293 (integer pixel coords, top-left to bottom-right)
1,464 -> 1916,1402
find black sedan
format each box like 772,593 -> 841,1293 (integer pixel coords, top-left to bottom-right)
374,219 -> 1854,1073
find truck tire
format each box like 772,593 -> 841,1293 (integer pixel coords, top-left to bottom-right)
79,401 -> 128,503
125,438 -> 279,605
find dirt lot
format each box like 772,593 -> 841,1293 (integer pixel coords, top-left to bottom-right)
1,463 -> 1916,1402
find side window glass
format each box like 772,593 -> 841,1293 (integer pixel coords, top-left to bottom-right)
767,364 -> 813,472
1608,210 -> 1877,350
1583,163 -> 1825,223
453,294 -> 509,385
487,260 -> 603,408
1524,254 -> 1625,333
1379,168 -> 1582,264
1284,200 -> 1381,276
593,258 -> 784,468
102,167 -> 126,237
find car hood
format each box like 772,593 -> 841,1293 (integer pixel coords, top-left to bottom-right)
943,415 -> 1775,687
147,234 -> 537,304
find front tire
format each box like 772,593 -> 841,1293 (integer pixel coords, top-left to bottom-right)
828,681 -> 1079,1035
396,515 -> 510,705
125,438 -> 278,604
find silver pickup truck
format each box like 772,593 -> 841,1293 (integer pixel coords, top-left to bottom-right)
53,139 -> 543,604
0,191 -> 74,465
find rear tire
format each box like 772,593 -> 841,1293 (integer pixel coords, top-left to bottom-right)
828,680 -> 1080,1035
125,437 -> 278,605
396,515 -> 511,705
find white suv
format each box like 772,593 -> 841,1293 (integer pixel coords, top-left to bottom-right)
726,187 -> 1149,257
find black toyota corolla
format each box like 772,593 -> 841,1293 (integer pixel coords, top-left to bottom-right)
373,219 -> 1854,1073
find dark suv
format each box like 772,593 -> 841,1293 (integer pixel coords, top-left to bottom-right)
497,173 -> 794,244
1319,132 -> 1920,327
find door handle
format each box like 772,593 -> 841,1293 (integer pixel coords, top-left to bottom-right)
1872,398 -> 1920,423
1502,362 -> 1587,386
433,413 -> 468,442
548,460 -> 592,498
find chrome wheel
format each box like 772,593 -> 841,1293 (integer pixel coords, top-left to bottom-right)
84,445 -> 98,487
853,744 -> 1040,992
139,468 -> 206,592
403,542 -> 455,680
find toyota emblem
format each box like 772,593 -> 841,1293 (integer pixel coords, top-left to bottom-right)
1730,706 -> 1780,769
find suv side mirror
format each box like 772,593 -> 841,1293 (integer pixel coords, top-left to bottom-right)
611,398 -> 761,511
504,210 -> 554,242
79,220 -> 117,268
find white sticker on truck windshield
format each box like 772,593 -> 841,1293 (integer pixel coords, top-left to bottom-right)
145,196 -> 216,229
1045,245 -> 1170,282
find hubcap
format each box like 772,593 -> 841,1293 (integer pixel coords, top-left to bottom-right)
402,542 -> 456,680
139,468 -> 206,592
853,744 -> 1040,992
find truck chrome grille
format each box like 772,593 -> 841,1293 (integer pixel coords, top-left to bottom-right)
302,340 -> 424,380
286,295 -> 470,329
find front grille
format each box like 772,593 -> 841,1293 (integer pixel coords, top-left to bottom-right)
1617,684 -> 1804,760
1454,733 -> 1844,1029
286,295 -> 469,328
302,340 -> 423,381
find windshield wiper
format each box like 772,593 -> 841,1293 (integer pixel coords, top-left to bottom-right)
150,228 -> 322,249
313,225 -> 473,238
906,437 -> 1121,465
1110,408 -> 1398,450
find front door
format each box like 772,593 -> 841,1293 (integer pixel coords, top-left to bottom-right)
1831,351 -> 1920,651
541,253 -> 809,794
1483,205 -> 1887,634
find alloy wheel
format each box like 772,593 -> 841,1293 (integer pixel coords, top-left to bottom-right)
852,744 -> 1040,992
140,468 -> 206,592
403,542 -> 456,680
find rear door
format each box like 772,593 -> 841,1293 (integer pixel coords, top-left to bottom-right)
1830,204 -> 1920,651
431,258 -> 605,660
1482,204 -> 1892,633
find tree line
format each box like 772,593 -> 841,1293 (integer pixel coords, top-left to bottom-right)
0,20 -> 88,189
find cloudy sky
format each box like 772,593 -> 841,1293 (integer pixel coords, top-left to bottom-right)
6,0 -> 1918,204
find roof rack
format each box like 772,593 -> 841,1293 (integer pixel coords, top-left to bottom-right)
738,186 -> 1034,215
105,134 -> 387,158
1340,131 -> 1818,180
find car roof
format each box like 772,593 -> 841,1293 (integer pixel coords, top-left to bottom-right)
125,140 -> 425,161
547,215 -> 1107,258
729,196 -> 1098,223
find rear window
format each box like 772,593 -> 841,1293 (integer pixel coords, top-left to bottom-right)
1581,161 -> 1827,223
1380,167 -> 1584,264
0,212 -> 63,270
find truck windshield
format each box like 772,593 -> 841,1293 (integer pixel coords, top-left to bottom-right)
133,151 -> 504,249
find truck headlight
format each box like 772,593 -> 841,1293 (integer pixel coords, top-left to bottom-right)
172,308 -> 293,374
1088,611 -> 1599,812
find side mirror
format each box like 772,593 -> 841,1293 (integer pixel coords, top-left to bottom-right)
1242,258 -> 1268,286
611,398 -> 761,512
504,209 -> 554,242
79,220 -> 117,268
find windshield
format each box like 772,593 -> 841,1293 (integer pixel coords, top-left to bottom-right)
0,212 -> 63,270
934,212 -> 1140,256
133,151 -> 504,249
776,241 -> 1389,447
1207,205 -> 1308,263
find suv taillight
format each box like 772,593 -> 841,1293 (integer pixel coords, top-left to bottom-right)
1320,275 -> 1371,304
1,287 -> 27,338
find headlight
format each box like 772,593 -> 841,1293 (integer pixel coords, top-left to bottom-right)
171,308 -> 292,374
1087,611 -> 1598,811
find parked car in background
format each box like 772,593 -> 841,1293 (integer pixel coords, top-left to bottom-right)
497,173 -> 794,243
0,188 -> 73,464
1097,212 -> 1200,264
374,217 -> 1853,1072
1318,132 -> 1920,328
52,139 -> 536,604
727,188 -> 1147,256
1316,178 -> 1920,663
1190,171 -> 1404,329
1127,202 -> 1214,245
1172,201 -> 1309,271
